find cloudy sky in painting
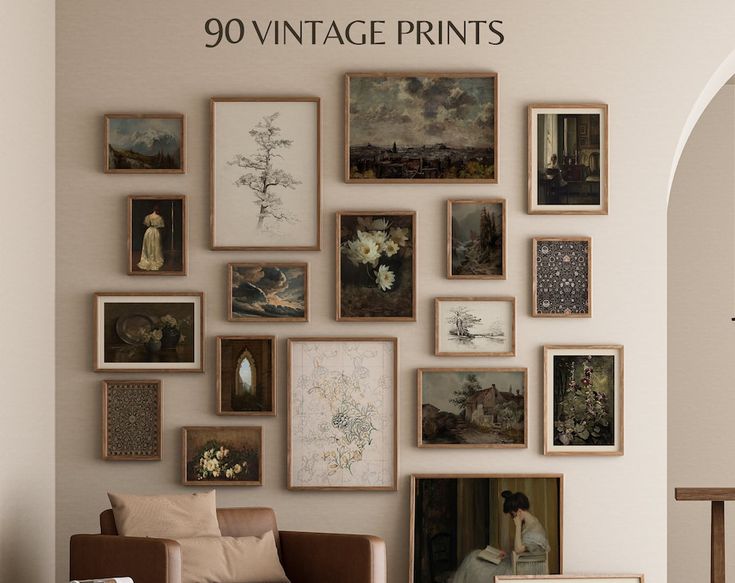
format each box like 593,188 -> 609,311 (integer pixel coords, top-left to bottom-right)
349,76 -> 494,148
422,370 -> 525,414
231,265 -> 305,318
108,118 -> 182,155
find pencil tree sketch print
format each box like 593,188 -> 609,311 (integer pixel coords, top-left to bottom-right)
447,306 -> 483,339
436,298 -> 515,356
228,112 -> 301,233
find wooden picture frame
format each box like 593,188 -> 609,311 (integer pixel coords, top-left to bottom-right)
434,296 -> 516,356
345,72 -> 498,183
287,337 -> 398,491
496,577 -> 643,583
532,237 -> 592,318
216,336 -> 276,416
417,368 -> 528,448
527,103 -> 608,215
447,198 -> 506,279
102,380 -> 162,461
104,113 -> 185,174
210,96 -> 321,251
409,474 -> 564,583
336,211 -> 417,321
228,262 -> 309,322
93,292 -> 204,372
543,345 -> 624,456
127,194 -> 188,276
181,426 -> 263,486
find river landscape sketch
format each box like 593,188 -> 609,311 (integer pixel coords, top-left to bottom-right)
346,73 -> 496,182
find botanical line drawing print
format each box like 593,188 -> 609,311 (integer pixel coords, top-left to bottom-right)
228,112 -> 301,233
290,340 -> 395,489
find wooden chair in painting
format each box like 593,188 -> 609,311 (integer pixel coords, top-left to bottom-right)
512,549 -> 549,575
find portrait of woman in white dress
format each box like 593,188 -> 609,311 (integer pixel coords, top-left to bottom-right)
137,205 -> 165,271
128,196 -> 187,276
451,490 -> 551,582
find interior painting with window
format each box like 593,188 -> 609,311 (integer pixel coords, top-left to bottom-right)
529,105 -> 608,214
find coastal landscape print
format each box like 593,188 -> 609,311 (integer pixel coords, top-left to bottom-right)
419,368 -> 526,447
435,297 -> 515,356
105,114 -> 184,173
448,199 -> 505,278
229,263 -> 307,322
346,73 -> 496,182
337,212 -> 415,320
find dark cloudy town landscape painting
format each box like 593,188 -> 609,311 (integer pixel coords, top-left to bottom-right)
346,73 -> 497,182
419,368 -> 527,447
105,114 -> 184,173
228,263 -> 308,322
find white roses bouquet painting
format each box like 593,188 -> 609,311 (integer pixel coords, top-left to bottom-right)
338,212 -> 415,320
182,426 -> 262,486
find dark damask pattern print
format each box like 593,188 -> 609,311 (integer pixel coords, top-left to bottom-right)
106,382 -> 160,458
535,240 -> 590,315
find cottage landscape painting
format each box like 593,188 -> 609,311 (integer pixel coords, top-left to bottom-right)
419,369 -> 527,447
346,73 -> 497,182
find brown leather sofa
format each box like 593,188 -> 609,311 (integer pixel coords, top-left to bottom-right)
70,506 -> 387,583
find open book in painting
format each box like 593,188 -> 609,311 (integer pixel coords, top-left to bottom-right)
476,545 -> 505,564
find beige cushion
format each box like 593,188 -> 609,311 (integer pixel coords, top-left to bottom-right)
178,531 -> 289,583
108,491 -> 221,538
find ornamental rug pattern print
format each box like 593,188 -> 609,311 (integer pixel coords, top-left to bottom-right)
535,240 -> 590,315
290,340 -> 395,488
106,382 -> 160,457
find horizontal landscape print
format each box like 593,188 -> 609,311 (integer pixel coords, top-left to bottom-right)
229,263 -> 308,321
419,368 -> 527,447
105,114 -> 184,173
346,73 -> 496,182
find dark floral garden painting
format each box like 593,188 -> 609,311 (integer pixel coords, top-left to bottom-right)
552,354 -> 615,446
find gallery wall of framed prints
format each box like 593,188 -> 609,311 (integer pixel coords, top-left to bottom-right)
66,54 -> 637,582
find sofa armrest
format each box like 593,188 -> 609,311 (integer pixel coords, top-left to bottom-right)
70,534 -> 181,583
279,531 -> 386,583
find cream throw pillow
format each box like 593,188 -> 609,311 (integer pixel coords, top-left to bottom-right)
178,531 -> 290,583
108,491 -> 221,538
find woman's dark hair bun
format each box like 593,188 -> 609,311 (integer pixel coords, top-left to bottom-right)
502,490 -> 530,514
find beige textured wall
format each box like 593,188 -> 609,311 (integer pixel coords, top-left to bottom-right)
0,0 -> 55,581
668,84 -> 735,582
55,1 -> 735,582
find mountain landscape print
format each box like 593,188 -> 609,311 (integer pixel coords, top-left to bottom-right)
228,263 -> 308,321
105,114 -> 184,173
